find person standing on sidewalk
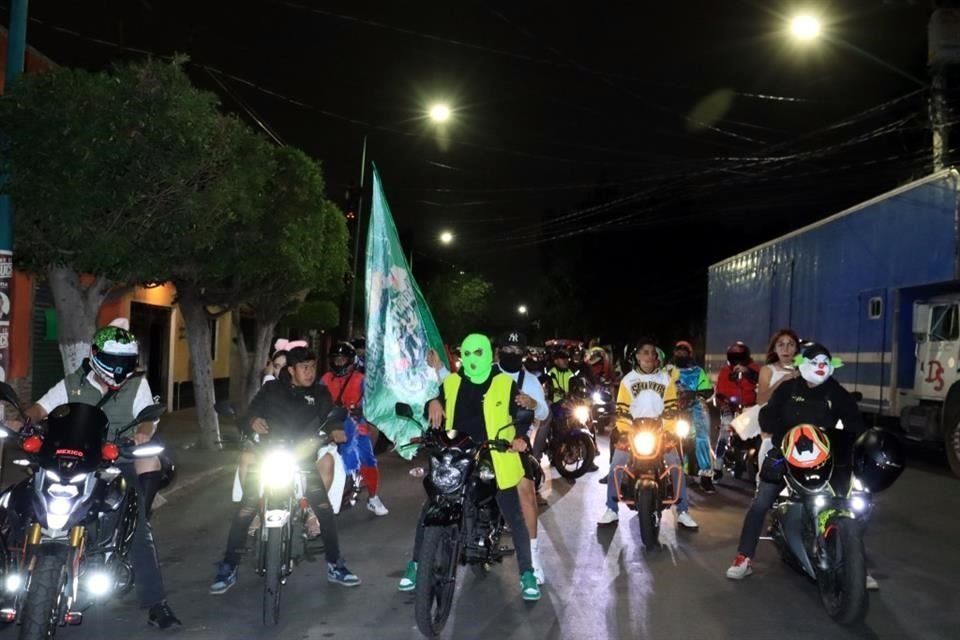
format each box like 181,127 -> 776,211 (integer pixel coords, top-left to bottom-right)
8,320 -> 181,629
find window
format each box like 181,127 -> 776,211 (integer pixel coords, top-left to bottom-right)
868,297 -> 883,320
929,304 -> 960,342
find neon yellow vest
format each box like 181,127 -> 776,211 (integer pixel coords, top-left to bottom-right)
443,372 -> 524,490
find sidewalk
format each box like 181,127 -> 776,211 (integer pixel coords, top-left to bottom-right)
0,408 -> 238,511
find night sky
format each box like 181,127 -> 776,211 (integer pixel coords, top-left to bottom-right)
0,0 -> 940,346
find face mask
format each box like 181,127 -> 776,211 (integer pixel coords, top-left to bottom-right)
499,352 -> 523,374
460,334 -> 493,384
674,355 -> 692,368
798,354 -> 834,386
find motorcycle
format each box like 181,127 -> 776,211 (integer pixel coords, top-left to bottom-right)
396,403 -> 532,638
0,381 -> 166,640
612,418 -> 683,549
768,423 -> 877,625
215,403 -> 346,624
717,397 -> 761,482
543,402 -> 597,479
585,381 -> 615,435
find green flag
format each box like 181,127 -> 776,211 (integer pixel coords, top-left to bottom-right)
363,167 -> 448,459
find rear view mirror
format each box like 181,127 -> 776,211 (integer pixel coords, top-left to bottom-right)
135,404 -> 166,424
327,407 -> 348,423
0,381 -> 24,413
395,403 -> 414,419
515,409 -> 534,431
214,401 -> 237,418
850,392 -> 863,403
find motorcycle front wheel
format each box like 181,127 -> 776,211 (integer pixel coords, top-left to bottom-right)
19,554 -> 67,640
816,518 -> 867,625
636,484 -> 660,550
415,526 -> 458,637
262,527 -> 284,625
553,433 -> 594,479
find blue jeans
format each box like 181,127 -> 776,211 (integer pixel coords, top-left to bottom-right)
606,448 -> 688,514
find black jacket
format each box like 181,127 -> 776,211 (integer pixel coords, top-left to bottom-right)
247,380 -> 343,442
759,377 -> 864,453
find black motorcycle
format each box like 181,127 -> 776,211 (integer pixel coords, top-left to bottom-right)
396,403 -> 532,638
768,423 -> 895,625
543,402 -> 598,480
0,381 -> 166,640
613,418 -> 682,549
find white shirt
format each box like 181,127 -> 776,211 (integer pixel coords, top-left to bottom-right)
37,372 -> 154,419
618,368 -> 671,419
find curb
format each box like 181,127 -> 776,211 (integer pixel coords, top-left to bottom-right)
152,464 -> 232,512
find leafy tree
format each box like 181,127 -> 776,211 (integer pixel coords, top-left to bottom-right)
423,271 -> 493,344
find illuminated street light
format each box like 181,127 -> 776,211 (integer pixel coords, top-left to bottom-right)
439,230 -> 454,245
518,305 -> 528,315
429,103 -> 451,123
790,14 -> 821,41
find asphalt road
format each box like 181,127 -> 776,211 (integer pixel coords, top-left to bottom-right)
35,441 -> 960,640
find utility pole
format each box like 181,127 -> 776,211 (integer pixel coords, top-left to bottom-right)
929,1 -> 960,171
346,135 -> 367,338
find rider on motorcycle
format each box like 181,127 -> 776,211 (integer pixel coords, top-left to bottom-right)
210,346 -> 360,594
397,333 -> 542,601
598,338 -> 699,529
726,342 -> 865,581
7,321 -> 180,629
320,341 -> 388,517
715,342 -> 761,408
667,340 -> 716,493
547,348 -> 575,403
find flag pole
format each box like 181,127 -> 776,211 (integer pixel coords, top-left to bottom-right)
346,134 -> 368,338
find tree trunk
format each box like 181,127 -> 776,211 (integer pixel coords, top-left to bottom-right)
177,283 -> 222,450
245,319 -> 277,407
47,267 -> 112,375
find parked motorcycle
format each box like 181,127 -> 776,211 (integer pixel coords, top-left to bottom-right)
767,423 -> 903,625
612,418 -> 683,549
544,402 -> 598,479
0,382 -> 166,640
396,403 -> 532,638
717,398 -> 760,482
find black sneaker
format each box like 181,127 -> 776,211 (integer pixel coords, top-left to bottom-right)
700,476 -> 716,494
598,475 -> 608,484
148,601 -> 182,630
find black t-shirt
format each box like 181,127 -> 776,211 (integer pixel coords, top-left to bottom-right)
247,380 -> 342,441
434,371 -> 520,443
760,377 -> 864,459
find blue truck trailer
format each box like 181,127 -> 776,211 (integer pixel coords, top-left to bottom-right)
705,169 -> 960,476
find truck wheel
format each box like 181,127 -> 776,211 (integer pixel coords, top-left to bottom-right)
945,416 -> 960,477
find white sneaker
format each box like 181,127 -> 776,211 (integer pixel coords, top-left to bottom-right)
531,541 -> 545,585
367,495 -> 389,516
726,554 -> 753,580
866,573 -> 879,591
677,512 -> 699,529
597,508 -> 619,525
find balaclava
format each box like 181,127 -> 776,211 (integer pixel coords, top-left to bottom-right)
461,334 -> 494,384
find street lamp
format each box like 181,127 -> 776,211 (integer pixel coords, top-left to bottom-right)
789,14 -> 821,42
429,103 -> 451,123
518,305 -> 528,316
439,230 -> 454,245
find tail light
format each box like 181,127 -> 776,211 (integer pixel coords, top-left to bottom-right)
101,443 -> 120,462
22,436 -> 42,454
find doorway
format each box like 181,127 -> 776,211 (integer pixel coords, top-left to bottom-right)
130,302 -> 172,405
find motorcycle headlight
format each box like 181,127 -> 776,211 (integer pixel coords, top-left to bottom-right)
591,392 -> 603,403
573,405 -> 591,424
632,431 -> 657,456
478,463 -> 496,483
430,455 -> 469,493
48,497 -> 72,516
261,450 -> 296,488
47,483 -> 80,499
850,495 -> 869,513
675,420 -> 691,438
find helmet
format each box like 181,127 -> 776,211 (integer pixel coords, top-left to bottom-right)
586,347 -> 605,365
91,326 -> 139,389
726,341 -> 751,366
853,427 -> 905,492
349,337 -> 366,351
781,424 -> 833,492
552,348 -> 570,360
328,342 -> 357,376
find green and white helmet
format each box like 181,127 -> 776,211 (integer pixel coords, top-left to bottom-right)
91,326 -> 139,389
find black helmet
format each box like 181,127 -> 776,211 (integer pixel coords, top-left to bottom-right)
726,341 -> 751,366
328,342 -> 357,376
524,351 -> 545,374
854,427 -> 905,492
349,336 -> 366,351
552,348 -> 571,360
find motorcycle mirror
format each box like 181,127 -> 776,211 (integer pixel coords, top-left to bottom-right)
515,408 -> 534,431
326,407 -> 348,423
850,391 -> 863,402
395,403 -> 414,419
214,401 -> 237,418
135,404 -> 166,424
